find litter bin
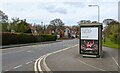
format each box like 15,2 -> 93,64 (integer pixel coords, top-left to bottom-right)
79,23 -> 103,58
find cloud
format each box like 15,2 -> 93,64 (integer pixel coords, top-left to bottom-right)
45,6 -> 67,14
1,0 -> 119,4
0,1 -> 118,25
36,3 -> 67,14
64,2 -> 85,7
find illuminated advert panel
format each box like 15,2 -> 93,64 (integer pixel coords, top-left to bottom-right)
80,27 -> 99,55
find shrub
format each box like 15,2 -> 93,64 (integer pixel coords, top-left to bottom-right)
2,32 -> 57,45
37,34 -> 57,42
2,33 -> 35,45
2,33 -> 17,45
17,33 -> 37,44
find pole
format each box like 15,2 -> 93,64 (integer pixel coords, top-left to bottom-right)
41,21 -> 43,42
98,5 -> 100,23
44,24 -> 45,34
88,5 -> 100,23
41,21 -> 43,34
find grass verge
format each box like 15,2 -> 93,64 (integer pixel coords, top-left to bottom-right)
102,38 -> 119,49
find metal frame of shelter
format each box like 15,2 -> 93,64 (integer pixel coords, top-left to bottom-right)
79,23 -> 103,58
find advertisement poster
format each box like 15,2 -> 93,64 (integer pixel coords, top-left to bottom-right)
80,27 -> 99,55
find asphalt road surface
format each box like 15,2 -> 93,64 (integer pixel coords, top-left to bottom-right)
2,39 -> 78,72
2,39 -> 119,73
46,45 -> 119,72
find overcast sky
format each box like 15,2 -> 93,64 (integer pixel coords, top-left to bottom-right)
0,0 -> 119,25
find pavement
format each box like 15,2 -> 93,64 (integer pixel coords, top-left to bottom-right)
36,44 -> 119,73
1,40 -> 61,49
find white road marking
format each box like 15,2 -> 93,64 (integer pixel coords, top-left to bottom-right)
42,54 -> 51,71
5,70 -> 9,71
27,50 -> 33,53
38,56 -> 44,73
31,44 -> 46,47
51,44 -> 79,54
78,59 -> 106,71
34,56 -> 44,73
38,44 -> 106,72
3,49 -> 29,55
34,44 -> 79,72
2,44 -> 44,51
13,65 -> 22,69
26,61 -> 32,64
2,44 -> 49,55
2,47 -> 20,50
110,54 -> 120,68
34,59 -> 39,72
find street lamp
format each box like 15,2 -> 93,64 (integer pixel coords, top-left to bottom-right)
41,21 -> 43,34
88,5 -> 100,22
43,24 -> 46,34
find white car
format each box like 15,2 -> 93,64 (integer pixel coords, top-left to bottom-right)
57,35 -> 60,39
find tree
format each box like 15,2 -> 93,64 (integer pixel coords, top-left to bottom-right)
0,10 -> 9,32
77,20 -> 91,25
92,21 -> 98,23
86,20 -> 91,23
10,17 -> 20,32
0,10 -> 8,23
18,20 -> 31,33
49,18 -> 64,34
10,18 -> 31,33
103,19 -> 114,25
103,19 -> 120,44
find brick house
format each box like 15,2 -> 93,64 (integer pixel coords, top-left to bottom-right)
45,26 -> 77,38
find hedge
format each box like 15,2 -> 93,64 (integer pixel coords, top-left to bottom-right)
40,34 -> 57,42
2,32 -> 57,45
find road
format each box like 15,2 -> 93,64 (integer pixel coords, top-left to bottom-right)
2,39 -> 119,73
45,45 -> 119,72
2,39 -> 78,72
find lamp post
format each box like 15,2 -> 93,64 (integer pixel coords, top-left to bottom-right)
43,24 -> 45,34
41,21 -> 43,34
88,5 -> 100,22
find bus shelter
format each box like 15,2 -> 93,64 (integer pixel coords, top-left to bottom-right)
79,23 -> 103,58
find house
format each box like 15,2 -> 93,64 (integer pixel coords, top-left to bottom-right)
63,26 -> 77,38
64,27 -> 71,38
44,25 -> 78,38
28,24 -> 38,34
